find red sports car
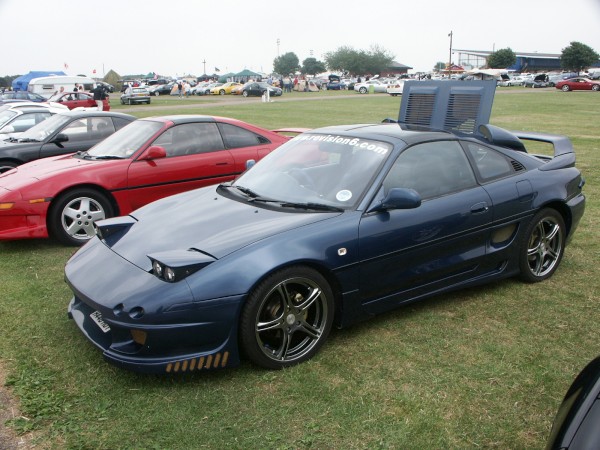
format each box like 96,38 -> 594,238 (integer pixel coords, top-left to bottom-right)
0,115 -> 299,245
555,77 -> 600,92
47,91 -> 111,110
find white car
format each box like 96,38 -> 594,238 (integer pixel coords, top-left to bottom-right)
386,79 -> 406,96
354,79 -> 390,94
0,102 -> 67,136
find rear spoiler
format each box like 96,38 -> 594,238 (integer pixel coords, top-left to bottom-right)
478,124 -> 575,170
272,127 -> 310,136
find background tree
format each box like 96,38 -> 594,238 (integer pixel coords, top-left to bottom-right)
433,61 -> 446,72
0,74 -> 21,89
301,57 -> 326,76
324,45 -> 394,75
103,70 -> 121,89
560,41 -> 600,73
486,48 -> 516,69
273,52 -> 300,76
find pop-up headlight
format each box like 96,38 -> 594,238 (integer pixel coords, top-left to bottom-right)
148,249 -> 216,283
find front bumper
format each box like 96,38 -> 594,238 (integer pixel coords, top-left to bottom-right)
65,238 -> 244,374
0,198 -> 50,240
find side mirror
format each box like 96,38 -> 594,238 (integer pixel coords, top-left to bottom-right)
245,159 -> 256,170
0,125 -> 15,134
545,355 -> 600,450
368,188 -> 421,213
140,145 -> 167,160
52,133 -> 69,144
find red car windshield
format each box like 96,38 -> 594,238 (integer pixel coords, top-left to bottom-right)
86,120 -> 163,158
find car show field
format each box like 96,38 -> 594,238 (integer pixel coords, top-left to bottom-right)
0,89 -> 599,449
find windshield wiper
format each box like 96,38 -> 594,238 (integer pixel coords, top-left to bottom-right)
92,155 -> 125,160
220,184 -> 278,202
16,138 -> 40,143
280,202 -> 344,212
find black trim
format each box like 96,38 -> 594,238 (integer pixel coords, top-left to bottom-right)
109,172 -> 242,193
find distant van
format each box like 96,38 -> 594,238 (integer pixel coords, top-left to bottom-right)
27,76 -> 96,98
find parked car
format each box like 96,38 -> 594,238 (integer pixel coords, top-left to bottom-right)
325,75 -> 346,90
209,82 -> 242,95
63,81 -> 584,373
354,79 -> 389,94
386,79 -> 405,96
0,106 -> 59,136
523,74 -> 550,88
199,83 -> 223,95
230,82 -> 249,95
546,355 -> 600,450
0,91 -> 47,103
555,77 -> 600,92
0,115 -> 296,244
149,83 -> 174,96
241,82 -> 282,97
0,110 -> 135,172
47,91 -> 110,111
96,81 -> 115,93
120,87 -> 151,105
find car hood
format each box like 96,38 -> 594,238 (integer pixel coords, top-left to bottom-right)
108,185 -> 341,270
0,154 -> 95,190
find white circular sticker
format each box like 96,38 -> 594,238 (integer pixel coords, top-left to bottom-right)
336,190 -> 352,202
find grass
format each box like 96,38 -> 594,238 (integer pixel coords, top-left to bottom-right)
1,89 -> 599,449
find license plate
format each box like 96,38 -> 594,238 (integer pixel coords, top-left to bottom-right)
90,311 -> 111,333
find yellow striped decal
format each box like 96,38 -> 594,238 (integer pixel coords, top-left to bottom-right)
164,352 -> 230,373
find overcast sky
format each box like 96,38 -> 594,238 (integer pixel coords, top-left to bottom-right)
2,0 -> 599,78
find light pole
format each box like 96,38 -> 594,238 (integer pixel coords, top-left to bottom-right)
277,38 -> 280,57
448,31 -> 453,73
202,59 -> 206,75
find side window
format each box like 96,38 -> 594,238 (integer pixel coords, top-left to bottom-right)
91,117 -> 115,138
61,118 -> 93,142
153,123 -> 225,158
113,117 -> 132,130
218,123 -> 268,148
11,112 -> 51,132
383,141 -> 477,200
466,142 -> 514,181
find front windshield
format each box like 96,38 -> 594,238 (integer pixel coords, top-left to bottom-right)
233,133 -> 392,209
86,120 -> 162,158
17,113 -> 71,141
0,110 -> 17,128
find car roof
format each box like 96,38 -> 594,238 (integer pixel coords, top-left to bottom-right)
56,110 -> 136,120
309,123 -> 455,146
140,115 -> 233,125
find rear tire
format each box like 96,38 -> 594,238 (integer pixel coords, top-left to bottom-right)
592,84 -> 600,91
519,208 -> 565,283
48,188 -> 114,246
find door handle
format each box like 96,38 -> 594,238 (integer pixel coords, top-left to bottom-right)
470,202 -> 489,214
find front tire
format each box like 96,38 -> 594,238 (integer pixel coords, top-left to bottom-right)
219,89 -> 225,95
359,87 -> 368,94
240,266 -> 334,369
154,91 -> 160,96
0,160 -> 19,173
561,85 -> 570,92
48,188 -> 114,246
242,91 -> 249,97
519,208 -> 565,282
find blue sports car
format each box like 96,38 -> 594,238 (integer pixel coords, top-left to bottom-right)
66,81 -> 585,373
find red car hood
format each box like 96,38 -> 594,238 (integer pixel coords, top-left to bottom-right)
0,154 -> 98,191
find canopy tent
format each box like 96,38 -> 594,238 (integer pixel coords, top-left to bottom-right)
217,72 -> 236,83
12,71 -> 67,91
232,69 -> 262,83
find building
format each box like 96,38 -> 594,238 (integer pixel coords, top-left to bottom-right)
453,49 -> 565,72
381,61 -> 413,77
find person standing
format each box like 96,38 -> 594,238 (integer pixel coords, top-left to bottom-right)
91,84 -> 106,111
177,81 -> 183,99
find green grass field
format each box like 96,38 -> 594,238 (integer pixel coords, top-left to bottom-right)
1,89 -> 599,449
